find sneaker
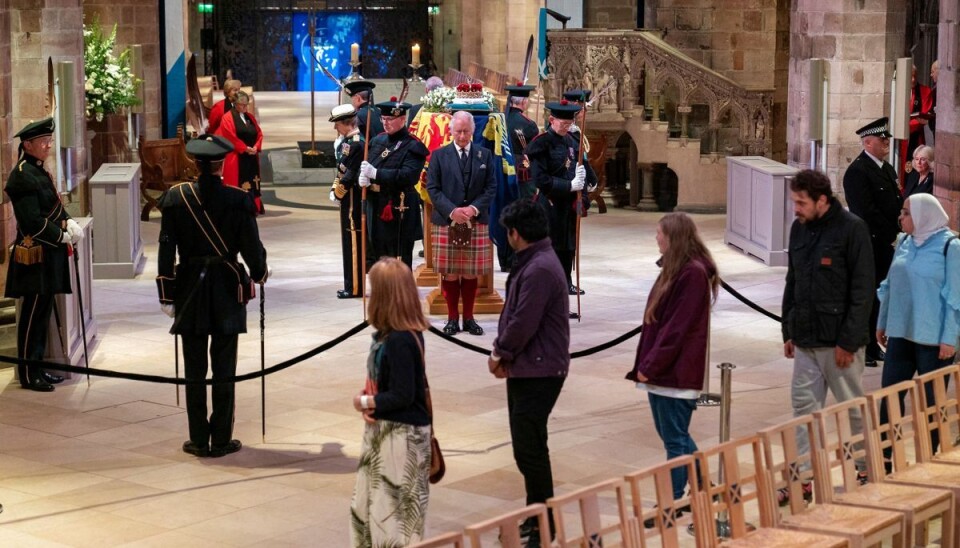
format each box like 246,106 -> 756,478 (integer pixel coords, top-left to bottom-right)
776,482 -> 812,506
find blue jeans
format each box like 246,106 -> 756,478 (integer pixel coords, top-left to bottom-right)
881,337 -> 954,453
648,392 -> 698,498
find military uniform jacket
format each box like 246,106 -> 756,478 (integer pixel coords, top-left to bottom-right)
4,153 -> 72,297
335,131 -> 365,214
156,177 -> 268,335
842,151 -> 903,250
526,129 -> 597,251
357,104 -> 384,139
366,128 -> 429,245
506,107 -> 539,189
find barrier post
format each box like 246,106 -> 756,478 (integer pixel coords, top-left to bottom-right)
697,310 -> 720,407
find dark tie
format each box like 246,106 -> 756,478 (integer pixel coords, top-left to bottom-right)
459,147 -> 468,170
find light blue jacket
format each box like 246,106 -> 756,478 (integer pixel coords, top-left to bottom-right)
878,229 -> 960,346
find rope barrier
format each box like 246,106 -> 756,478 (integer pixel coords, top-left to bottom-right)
1,279 -> 779,386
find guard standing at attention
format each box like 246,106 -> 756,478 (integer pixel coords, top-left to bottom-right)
498,83 -> 540,272
525,101 -> 597,311
156,134 -> 269,458
329,104 -> 366,299
5,118 -> 81,392
344,80 -> 385,139
359,97 -> 429,268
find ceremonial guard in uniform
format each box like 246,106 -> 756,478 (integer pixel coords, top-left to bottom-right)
156,135 -> 269,458
498,83 -> 540,272
344,80 -> 384,139
525,101 -> 597,309
5,118 -> 80,392
426,111 -> 498,336
329,104 -> 366,299
359,98 -> 429,268
842,117 -> 902,367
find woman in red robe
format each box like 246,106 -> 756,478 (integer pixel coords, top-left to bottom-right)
218,91 -> 264,214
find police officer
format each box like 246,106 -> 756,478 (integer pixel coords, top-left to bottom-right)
5,118 -> 80,392
358,97 -> 429,268
344,80 -> 385,139
156,134 -> 269,458
525,101 -> 597,312
329,104 -> 366,299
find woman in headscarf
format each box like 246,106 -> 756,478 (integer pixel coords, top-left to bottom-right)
877,193 -> 960,451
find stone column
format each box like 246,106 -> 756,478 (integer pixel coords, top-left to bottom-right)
628,143 -> 639,207
785,1 -> 905,186
0,2 -> 14,290
678,105 -> 691,138
637,162 -> 658,211
934,0 -> 960,228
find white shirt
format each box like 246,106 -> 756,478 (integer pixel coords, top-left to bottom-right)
455,143 -> 471,158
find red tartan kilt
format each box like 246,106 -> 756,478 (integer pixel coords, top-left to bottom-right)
433,223 -> 492,276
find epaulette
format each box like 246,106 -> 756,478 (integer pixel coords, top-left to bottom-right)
17,160 -> 25,172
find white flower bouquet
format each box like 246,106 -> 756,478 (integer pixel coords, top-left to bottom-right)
83,17 -> 140,121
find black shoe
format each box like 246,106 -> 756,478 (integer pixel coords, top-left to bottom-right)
865,358 -> 879,368
568,284 -> 585,295
25,377 -> 55,392
442,319 -> 460,336
462,319 -> 484,336
337,289 -> 360,299
642,503 -> 690,529
569,312 -> 580,320
210,439 -> 242,458
418,249 -> 425,258
41,371 -> 64,384
182,440 -> 209,457
866,346 -> 885,362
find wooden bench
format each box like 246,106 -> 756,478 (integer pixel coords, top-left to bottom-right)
137,126 -> 198,221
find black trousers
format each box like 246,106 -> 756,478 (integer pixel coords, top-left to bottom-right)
372,238 -> 414,269
339,194 -> 365,296
181,333 -> 238,447
17,294 -> 55,386
869,242 -> 895,352
507,375 -> 566,505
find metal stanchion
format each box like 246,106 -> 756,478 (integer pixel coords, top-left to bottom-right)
690,362 -> 740,538
697,314 -> 721,407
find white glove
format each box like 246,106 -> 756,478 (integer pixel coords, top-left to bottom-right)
570,173 -> 585,192
60,231 -> 74,244
329,189 -> 339,203
161,303 -> 175,318
575,164 -> 586,180
360,161 -> 377,180
66,219 -> 83,242
359,174 -> 372,188
265,265 -> 273,281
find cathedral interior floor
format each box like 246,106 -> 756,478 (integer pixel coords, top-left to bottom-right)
0,186 -> 888,546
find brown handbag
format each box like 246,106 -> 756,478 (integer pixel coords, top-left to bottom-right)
413,332 -> 445,483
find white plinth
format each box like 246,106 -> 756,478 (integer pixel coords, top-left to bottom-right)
90,163 -> 145,278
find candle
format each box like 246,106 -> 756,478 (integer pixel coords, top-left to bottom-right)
412,44 -> 421,65
350,43 -> 359,64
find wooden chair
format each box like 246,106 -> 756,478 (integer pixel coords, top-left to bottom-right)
695,435 -> 847,547
463,503 -> 551,548
623,454 -> 709,548
759,415 -> 906,547
546,478 -> 637,548
914,365 -> 960,465
409,531 -> 465,548
872,380 -> 960,545
137,126 -> 198,220
814,398 -> 954,548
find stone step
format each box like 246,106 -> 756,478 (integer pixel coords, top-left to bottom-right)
267,149 -> 337,186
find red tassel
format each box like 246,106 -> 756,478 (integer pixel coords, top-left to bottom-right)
380,201 -> 394,222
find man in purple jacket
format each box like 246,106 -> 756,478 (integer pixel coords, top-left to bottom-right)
489,199 -> 569,545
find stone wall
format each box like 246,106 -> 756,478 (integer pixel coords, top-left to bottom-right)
785,1 -> 906,189
459,0 -> 539,83
0,0 -> 14,273
585,0 -> 636,29
934,0 -> 960,227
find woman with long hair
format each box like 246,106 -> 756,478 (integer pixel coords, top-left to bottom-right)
626,212 -> 718,507
350,258 -> 432,547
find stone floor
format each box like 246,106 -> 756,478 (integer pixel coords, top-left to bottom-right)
0,184 -> 894,546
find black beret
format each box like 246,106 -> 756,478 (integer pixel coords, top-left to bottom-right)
505,84 -> 536,98
186,134 -> 233,161
563,89 -> 592,103
15,117 -> 55,141
376,97 -> 412,117
343,80 -> 376,96
546,101 -> 582,120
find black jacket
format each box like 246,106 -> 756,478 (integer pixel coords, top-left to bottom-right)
366,128 -> 429,246
782,198 -> 875,352
4,154 -> 72,297
425,142 -> 497,226
842,151 -> 902,250
903,170 -> 934,198
156,177 -> 268,335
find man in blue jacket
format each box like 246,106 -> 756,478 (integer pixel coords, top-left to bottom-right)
489,199 -> 569,546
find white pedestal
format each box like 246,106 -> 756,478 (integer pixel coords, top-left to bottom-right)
725,157 -> 798,267
90,163 -> 145,279
45,218 -> 98,375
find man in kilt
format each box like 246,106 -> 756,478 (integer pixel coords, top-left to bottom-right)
525,101 -> 597,316
359,97 -> 429,268
426,111 -> 498,336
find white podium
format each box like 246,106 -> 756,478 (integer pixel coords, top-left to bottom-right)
90,163 -> 145,278
46,218 -> 98,374
725,157 -> 798,267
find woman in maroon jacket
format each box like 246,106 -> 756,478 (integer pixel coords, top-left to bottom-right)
626,212 -> 718,503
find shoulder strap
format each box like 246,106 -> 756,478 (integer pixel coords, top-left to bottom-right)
178,184 -> 230,257
944,235 -> 957,257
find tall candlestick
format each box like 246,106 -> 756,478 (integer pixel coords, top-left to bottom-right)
412,44 -> 421,66
351,43 -> 359,64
